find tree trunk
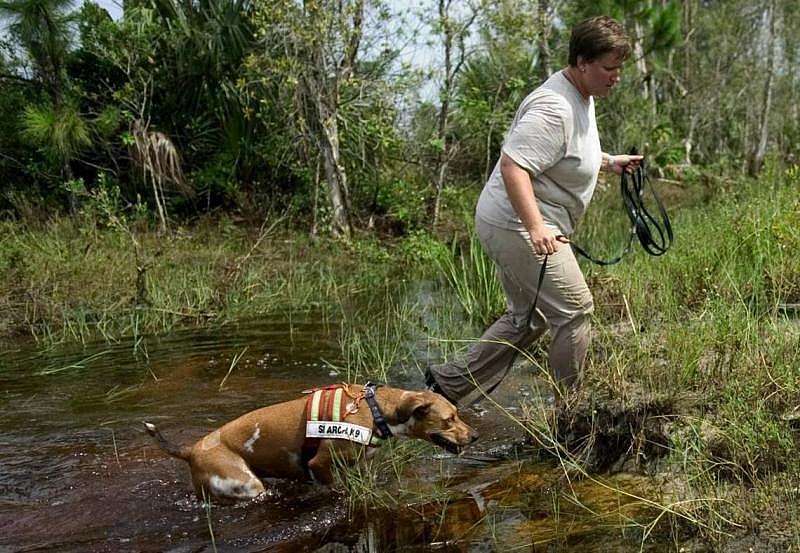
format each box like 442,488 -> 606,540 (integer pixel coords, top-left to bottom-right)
299,0 -> 362,239
431,0 -> 476,228
536,0 -> 553,80
319,106 -> 352,238
632,19 -> 649,101
431,0 -> 453,229
749,0 -> 776,176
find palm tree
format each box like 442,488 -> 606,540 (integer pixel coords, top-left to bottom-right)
0,0 -> 75,105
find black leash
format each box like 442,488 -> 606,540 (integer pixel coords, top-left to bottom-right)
490,151 -> 673,391
446,152 -> 673,402
570,148 -> 673,265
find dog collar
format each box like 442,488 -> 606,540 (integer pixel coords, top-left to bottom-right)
364,382 -> 393,440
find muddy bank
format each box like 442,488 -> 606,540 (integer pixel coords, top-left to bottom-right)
512,375 -> 800,553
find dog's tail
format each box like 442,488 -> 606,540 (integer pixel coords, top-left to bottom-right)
143,422 -> 192,461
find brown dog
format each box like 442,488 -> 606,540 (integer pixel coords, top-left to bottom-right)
144,383 -> 478,502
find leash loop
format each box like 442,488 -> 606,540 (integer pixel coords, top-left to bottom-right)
571,147 -> 673,266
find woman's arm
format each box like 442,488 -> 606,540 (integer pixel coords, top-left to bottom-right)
500,153 -> 565,255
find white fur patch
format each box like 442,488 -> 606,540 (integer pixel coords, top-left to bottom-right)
209,475 -> 262,499
388,421 -> 410,436
243,425 -> 261,453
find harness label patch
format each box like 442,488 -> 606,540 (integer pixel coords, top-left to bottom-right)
306,421 -> 372,445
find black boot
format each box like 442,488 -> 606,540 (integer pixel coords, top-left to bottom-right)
424,369 -> 456,404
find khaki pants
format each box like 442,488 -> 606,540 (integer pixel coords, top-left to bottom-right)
430,216 -> 594,406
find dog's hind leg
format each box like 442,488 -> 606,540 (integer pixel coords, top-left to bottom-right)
193,450 -> 266,503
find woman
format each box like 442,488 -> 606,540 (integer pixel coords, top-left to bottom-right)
427,15 -> 642,406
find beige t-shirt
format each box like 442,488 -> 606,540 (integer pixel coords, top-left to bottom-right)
476,70 -> 601,236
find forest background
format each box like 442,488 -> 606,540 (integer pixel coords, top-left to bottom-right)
1,0 -> 797,240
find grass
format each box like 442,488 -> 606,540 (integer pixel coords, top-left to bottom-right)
437,233 -> 505,328
0,215 -> 445,346
375,162 -> 799,548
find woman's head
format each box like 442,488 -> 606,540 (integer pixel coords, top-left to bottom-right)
568,16 -> 632,67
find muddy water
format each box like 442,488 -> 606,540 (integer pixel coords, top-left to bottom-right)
0,318 -> 669,552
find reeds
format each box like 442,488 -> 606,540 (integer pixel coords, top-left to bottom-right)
438,234 -> 505,328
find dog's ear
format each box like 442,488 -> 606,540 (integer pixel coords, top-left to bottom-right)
396,392 -> 433,423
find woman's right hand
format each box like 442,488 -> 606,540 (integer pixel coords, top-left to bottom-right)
530,225 -> 568,255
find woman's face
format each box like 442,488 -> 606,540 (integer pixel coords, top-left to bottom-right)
578,52 -> 624,97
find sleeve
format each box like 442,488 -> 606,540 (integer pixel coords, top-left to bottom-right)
501,98 -> 567,175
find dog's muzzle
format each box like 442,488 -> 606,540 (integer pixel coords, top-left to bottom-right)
430,431 -> 478,454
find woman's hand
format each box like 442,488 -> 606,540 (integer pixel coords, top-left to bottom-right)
606,153 -> 644,175
530,225 -> 570,255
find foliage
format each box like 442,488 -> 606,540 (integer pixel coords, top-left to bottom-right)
0,0 -> 798,232
21,99 -> 92,164
0,0 -> 75,100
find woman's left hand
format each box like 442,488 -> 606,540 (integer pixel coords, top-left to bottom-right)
608,154 -> 644,175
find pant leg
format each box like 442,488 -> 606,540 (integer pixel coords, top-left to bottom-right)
430,218 -> 547,405
536,242 -> 594,387
430,309 -> 546,406
430,217 -> 593,404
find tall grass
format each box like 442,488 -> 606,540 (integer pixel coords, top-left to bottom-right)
3,166 -> 799,547
437,234 -> 505,328
337,285 -> 422,383
0,217 -> 440,346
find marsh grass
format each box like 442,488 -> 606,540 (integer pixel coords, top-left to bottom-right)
336,285 -> 423,384
0,217 -> 441,346
332,439 -> 450,516
437,233 -> 505,328
468,364 -> 741,549
3,167 -> 800,548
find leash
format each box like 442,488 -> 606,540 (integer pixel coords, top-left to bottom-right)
494,151 -> 672,385
455,152 -> 673,402
570,148 -> 673,266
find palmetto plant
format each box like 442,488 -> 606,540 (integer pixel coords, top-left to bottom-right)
130,118 -> 190,233
144,0 -> 255,184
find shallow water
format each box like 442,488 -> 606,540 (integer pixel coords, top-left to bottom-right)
0,317 -> 670,552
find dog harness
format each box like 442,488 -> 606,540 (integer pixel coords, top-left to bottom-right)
300,383 -> 389,478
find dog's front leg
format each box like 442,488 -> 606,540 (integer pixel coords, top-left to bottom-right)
306,442 -> 338,485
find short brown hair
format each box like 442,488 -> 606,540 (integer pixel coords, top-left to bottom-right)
568,16 -> 632,66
